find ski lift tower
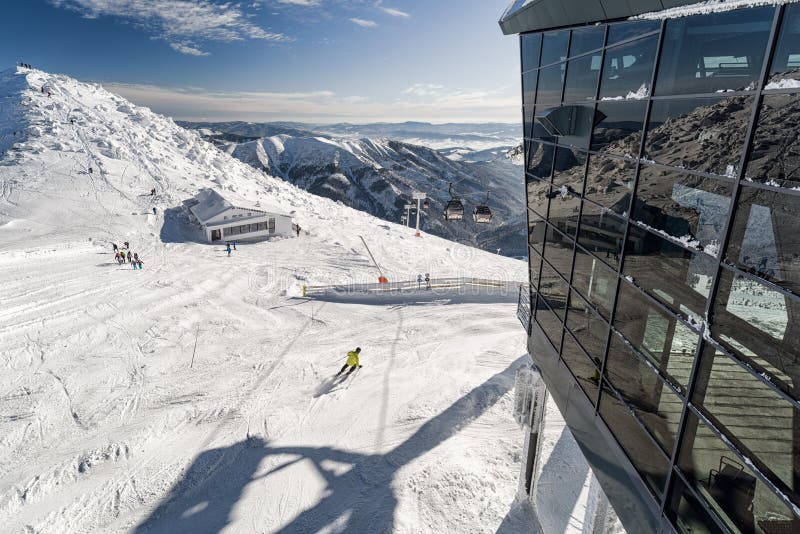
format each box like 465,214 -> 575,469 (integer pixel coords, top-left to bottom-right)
412,192 -> 426,237
404,203 -> 414,227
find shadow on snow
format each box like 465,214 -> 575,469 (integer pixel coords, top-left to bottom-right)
134,356 -> 526,533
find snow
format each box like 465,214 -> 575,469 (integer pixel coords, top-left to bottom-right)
0,66 -> 533,533
636,0 -> 800,20
599,84 -> 650,102
764,78 -> 800,90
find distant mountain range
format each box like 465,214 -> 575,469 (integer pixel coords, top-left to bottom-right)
179,121 -> 526,257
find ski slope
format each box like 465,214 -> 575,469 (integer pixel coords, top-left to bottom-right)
0,67 -> 531,533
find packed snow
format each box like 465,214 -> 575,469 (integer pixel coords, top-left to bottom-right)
0,66 -> 538,533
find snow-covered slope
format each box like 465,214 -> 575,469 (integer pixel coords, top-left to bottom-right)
202,132 -> 527,258
0,66 -> 531,533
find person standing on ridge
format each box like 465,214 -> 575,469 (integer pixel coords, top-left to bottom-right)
336,347 -> 362,376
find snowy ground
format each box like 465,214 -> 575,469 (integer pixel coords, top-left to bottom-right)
0,66 -> 535,533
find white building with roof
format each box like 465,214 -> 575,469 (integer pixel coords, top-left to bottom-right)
186,188 -> 293,243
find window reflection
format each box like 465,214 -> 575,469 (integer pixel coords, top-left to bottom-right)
592,100 -> 647,156
539,261 -> 568,320
569,26 -> 605,57
577,201 -> 626,270
747,93 -> 800,188
536,63 -> 566,108
711,269 -> 799,403
585,155 -> 635,215
678,412 -> 800,533
725,187 -> 800,296
645,96 -> 754,177
599,35 -> 658,100
564,53 -> 602,103
523,70 -> 537,114
607,20 -> 660,47
561,332 -> 601,404
541,30 -> 569,66
535,298 -> 564,350
605,334 -> 683,455
521,32 -> 542,72
543,224 -> 574,281
613,281 -> 699,389
526,173 -> 551,220
769,4 -> 800,86
526,140 -> 555,177
624,225 -> 715,323
523,106 -> 533,140
667,476 -> 725,534
530,246 -> 542,292
548,152 -> 582,238
633,166 -> 733,256
572,245 -> 618,320
692,346 -> 798,494
598,381 -> 671,498
655,8 -> 773,95
566,291 -> 610,365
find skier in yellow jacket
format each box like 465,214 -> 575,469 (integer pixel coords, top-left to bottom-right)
336,347 -> 362,376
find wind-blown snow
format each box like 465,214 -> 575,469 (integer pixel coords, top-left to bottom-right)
636,0 -> 799,20
0,66 -> 530,533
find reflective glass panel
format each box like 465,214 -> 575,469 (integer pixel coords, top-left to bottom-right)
607,20 -> 660,47
711,268 -> 799,403
585,155 -> 635,215
521,32 -> 542,72
624,225 -> 715,324
598,381 -> 670,498
633,166 -> 734,255
692,346 -> 799,493
768,4 -> 800,86
529,246 -> 542,292
605,334 -> 683,455
569,26 -> 605,57
564,53 -> 602,103
678,412 -> 800,533
725,186 -> 800,296
535,298 -> 564,350
599,35 -> 658,100
592,100 -> 647,156
666,476 -> 726,534
541,30 -> 569,66
523,70 -> 537,114
523,106 -> 533,139
527,139 -> 555,177
539,261 -> 568,320
543,224 -> 574,281
655,8 -> 773,95
746,93 -> 800,188
547,180 -> 582,241
561,332 -> 601,404
526,172 -> 551,218
613,281 -> 699,390
566,291 -> 610,365
577,201 -> 626,270
536,63 -> 566,108
572,245 -> 618,320
645,96 -> 754,177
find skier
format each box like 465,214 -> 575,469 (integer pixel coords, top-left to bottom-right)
152,207 -> 157,215
425,273 -> 431,290
127,250 -> 132,263
133,252 -> 139,262
150,188 -> 155,196
112,243 -> 118,253
124,241 -> 129,249
336,347 -> 362,376
88,166 -> 93,175
417,273 -> 423,290
226,242 -> 232,257
295,224 -> 301,237
232,241 -> 237,251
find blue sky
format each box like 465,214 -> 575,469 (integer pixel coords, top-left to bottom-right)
0,1 -> 520,123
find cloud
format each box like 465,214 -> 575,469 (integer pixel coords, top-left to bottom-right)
103,82 -> 519,123
49,0 -> 291,56
276,0 -> 321,4
170,42 -> 210,57
349,18 -> 378,28
379,7 -> 409,18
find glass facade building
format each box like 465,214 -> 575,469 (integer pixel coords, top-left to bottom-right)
514,3 -> 800,533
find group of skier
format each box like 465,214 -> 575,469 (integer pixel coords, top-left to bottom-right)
225,241 -> 237,256
112,242 -> 144,269
18,62 -> 32,69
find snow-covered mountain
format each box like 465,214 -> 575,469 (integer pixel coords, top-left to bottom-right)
0,66 -> 530,533
185,128 -> 527,258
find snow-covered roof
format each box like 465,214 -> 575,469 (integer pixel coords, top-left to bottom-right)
187,188 -> 289,223
498,0 -> 798,35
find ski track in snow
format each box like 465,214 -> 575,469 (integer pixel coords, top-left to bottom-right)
0,67 -> 530,533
